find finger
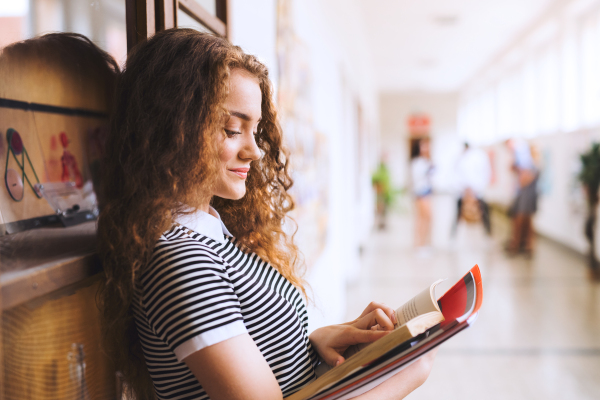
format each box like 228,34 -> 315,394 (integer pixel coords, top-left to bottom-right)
353,309 -> 395,331
348,326 -> 390,344
318,346 -> 345,367
358,301 -> 397,325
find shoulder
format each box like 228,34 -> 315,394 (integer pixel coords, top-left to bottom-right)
154,225 -> 224,262
140,226 -> 230,295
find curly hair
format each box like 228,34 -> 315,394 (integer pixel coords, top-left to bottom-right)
97,29 -> 304,399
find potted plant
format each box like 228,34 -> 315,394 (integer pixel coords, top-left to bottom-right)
578,142 -> 600,277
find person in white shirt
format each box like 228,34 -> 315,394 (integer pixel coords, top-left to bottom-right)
504,139 -> 539,256
410,138 -> 434,250
453,143 -> 492,235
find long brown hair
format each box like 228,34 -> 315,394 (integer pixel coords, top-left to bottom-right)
98,29 -> 304,399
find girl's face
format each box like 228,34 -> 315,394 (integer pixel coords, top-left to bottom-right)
420,140 -> 431,158
213,69 -> 262,200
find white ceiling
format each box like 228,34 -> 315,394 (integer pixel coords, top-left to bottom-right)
358,0 -> 556,92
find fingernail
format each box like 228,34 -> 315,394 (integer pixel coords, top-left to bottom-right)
335,360 -> 340,367
392,312 -> 398,324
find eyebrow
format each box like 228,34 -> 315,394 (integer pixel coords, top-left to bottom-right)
230,111 -> 261,122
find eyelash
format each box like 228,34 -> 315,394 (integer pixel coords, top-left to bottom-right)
225,129 -> 259,138
225,129 -> 241,138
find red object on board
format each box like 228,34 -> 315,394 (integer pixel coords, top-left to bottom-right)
59,131 -> 83,188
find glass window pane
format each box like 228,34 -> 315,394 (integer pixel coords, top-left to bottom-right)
191,0 -> 216,17
536,44 -> 559,134
522,56 -> 537,137
0,0 -> 127,66
581,11 -> 600,127
560,25 -> 580,132
177,8 -> 212,33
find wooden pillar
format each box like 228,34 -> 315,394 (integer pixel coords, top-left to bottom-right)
126,0 -> 156,52
156,0 -> 176,31
216,0 -> 227,24
0,289 -> 4,400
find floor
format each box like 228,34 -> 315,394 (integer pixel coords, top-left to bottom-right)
345,196 -> 600,400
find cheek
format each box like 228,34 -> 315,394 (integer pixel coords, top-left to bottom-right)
219,141 -> 237,165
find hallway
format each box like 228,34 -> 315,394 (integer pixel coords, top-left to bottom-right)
346,196 -> 600,399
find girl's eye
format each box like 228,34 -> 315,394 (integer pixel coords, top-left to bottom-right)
225,129 -> 241,138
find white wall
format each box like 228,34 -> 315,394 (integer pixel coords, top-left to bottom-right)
229,0 -> 380,330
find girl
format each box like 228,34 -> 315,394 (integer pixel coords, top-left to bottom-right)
411,138 -> 434,253
98,29 -> 435,400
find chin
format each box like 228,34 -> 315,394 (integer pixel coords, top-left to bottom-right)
229,186 -> 247,200
215,181 -> 247,200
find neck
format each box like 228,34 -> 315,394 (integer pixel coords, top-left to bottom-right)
199,203 -> 221,220
198,203 -> 210,213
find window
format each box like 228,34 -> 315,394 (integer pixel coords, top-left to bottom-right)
177,0 -> 226,34
580,10 -> 600,126
536,43 -> 560,134
126,0 -> 228,51
0,0 -> 127,65
560,24 -> 581,132
458,1 -> 600,142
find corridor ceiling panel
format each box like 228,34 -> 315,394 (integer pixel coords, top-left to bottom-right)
359,0 -> 555,92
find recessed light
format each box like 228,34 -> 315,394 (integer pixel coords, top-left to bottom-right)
433,15 -> 459,26
418,59 -> 437,68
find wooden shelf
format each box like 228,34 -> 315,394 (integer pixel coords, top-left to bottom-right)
0,221 -> 101,310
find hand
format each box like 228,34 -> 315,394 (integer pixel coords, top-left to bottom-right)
309,302 -> 398,367
356,348 -> 438,400
343,301 -> 398,330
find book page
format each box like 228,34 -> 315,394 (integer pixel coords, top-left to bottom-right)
394,279 -> 444,327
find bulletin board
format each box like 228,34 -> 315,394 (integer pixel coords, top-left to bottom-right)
277,0 -> 329,269
0,36 -> 113,234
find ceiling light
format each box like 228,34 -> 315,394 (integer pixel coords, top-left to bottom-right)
418,59 -> 437,68
433,15 -> 459,26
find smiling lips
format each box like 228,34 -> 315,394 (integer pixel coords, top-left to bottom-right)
229,167 -> 250,179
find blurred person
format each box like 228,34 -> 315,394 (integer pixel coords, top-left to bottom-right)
453,143 -> 492,235
411,138 -> 434,253
505,138 -> 539,257
98,29 -> 437,400
372,153 -> 392,230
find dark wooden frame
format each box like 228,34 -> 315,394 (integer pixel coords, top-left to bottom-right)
127,0 -> 228,51
126,0 -> 156,51
178,0 -> 227,36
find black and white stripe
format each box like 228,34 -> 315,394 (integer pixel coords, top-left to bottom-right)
133,225 -> 317,399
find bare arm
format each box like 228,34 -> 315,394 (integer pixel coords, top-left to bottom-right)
183,333 -> 283,400
184,301 -> 436,400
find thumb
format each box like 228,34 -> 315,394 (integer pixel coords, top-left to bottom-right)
318,346 -> 345,367
350,327 -> 390,344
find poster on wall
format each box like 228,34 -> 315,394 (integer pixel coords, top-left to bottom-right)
0,32 -> 115,235
0,106 -> 106,234
277,0 -> 329,269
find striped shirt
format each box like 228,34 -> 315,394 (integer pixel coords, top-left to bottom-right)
132,207 -> 317,399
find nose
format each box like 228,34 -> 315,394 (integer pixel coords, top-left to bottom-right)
240,132 -> 262,161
